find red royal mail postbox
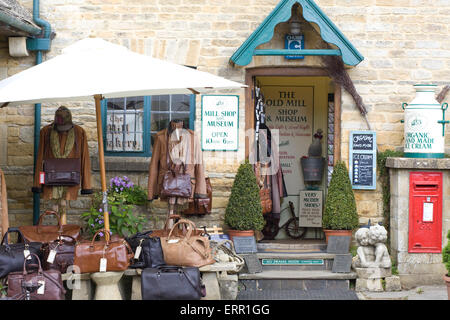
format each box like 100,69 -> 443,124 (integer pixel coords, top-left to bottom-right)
408,172 -> 442,253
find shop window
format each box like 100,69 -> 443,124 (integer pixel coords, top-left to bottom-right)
102,94 -> 195,157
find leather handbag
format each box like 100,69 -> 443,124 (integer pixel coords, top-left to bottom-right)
160,135 -> 192,198
41,235 -> 76,273
43,158 -> 81,186
150,216 -> 204,238
125,231 -> 165,269
255,162 -> 272,215
182,177 -> 212,215
7,253 -> 66,300
0,228 -> 42,278
160,219 -> 215,268
43,129 -> 81,186
141,266 -> 205,300
73,229 -> 134,273
19,211 -> 81,243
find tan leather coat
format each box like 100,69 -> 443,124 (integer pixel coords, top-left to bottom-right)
32,124 -> 92,200
148,128 -> 207,200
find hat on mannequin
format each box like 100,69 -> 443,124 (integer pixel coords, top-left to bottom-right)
53,106 -> 73,132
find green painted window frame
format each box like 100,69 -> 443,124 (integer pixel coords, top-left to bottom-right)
101,95 -> 195,157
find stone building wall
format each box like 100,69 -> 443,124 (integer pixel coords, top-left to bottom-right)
0,0 -> 449,232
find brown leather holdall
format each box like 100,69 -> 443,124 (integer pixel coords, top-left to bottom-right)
19,211 -> 81,243
73,229 -> 134,274
160,219 -> 215,268
182,177 -> 212,215
7,253 -> 66,300
41,235 -> 76,274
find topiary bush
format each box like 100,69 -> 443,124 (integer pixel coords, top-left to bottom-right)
224,160 -> 265,231
443,230 -> 450,276
323,161 -> 359,230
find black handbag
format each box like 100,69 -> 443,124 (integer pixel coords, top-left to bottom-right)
125,231 -> 165,269
0,228 -> 42,278
141,266 -> 205,300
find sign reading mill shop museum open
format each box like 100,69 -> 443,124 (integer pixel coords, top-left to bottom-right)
201,95 -> 239,151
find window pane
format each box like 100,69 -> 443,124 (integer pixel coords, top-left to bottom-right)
171,112 -> 190,124
106,96 -> 144,152
171,95 -> 191,112
151,112 -> 170,132
151,95 -> 169,112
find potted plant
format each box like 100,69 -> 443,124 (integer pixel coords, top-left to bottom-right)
81,176 -> 147,238
443,230 -> 450,300
224,160 -> 265,240
322,161 -> 359,243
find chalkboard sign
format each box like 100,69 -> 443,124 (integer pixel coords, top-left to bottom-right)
232,236 -> 258,254
349,131 -> 376,190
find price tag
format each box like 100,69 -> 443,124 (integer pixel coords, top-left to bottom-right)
39,172 -> 45,184
23,249 -> 31,260
37,280 -> 45,295
47,250 -> 57,264
99,258 -> 107,272
134,246 -> 142,260
168,239 -> 179,244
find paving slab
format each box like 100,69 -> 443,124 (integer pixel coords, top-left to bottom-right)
357,285 -> 448,300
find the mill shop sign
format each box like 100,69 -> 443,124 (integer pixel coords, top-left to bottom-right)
402,84 -> 448,158
201,95 -> 239,151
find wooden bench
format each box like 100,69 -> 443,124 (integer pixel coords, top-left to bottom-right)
62,261 -> 240,300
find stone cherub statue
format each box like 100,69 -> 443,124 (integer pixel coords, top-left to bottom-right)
352,224 -> 391,269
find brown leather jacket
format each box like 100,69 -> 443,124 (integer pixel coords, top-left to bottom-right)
32,124 -> 93,200
148,128 -> 207,200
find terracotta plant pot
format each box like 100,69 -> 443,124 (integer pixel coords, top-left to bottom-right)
323,229 -> 353,244
227,229 -> 255,241
444,274 -> 450,300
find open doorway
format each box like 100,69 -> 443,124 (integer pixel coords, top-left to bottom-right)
245,68 -> 341,241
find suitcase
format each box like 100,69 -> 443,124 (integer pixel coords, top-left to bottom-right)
141,266 -> 205,300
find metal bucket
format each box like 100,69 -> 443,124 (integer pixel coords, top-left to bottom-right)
301,157 -> 325,182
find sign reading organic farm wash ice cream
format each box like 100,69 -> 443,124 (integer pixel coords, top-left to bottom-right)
403,84 -> 448,158
201,95 -> 239,151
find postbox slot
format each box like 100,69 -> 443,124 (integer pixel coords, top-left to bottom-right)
413,183 -> 438,190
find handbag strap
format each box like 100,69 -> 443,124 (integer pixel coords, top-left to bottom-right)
1,227 -> 26,246
90,228 -> 110,246
37,210 -> 63,231
22,253 -> 43,276
167,219 -> 197,240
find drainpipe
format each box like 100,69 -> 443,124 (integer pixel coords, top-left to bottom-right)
28,0 -> 52,225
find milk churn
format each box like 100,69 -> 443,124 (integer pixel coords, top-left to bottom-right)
402,84 -> 448,158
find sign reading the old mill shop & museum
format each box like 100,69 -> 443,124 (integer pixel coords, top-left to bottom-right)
349,131 -> 377,190
201,95 -> 239,151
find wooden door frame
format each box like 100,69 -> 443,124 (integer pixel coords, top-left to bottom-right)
244,67 -> 341,165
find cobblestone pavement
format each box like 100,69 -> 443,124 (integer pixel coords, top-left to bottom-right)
357,285 -> 448,300
237,288 -> 359,300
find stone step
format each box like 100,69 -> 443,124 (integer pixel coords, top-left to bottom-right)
238,270 -> 356,291
238,270 -> 357,280
257,240 -> 327,252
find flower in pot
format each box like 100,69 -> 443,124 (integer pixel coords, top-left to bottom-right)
443,230 -> 450,300
322,161 -> 359,243
224,160 -> 265,240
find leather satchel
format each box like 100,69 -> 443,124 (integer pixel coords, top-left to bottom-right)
182,177 -> 212,215
125,231 -> 165,269
73,229 -> 134,274
160,134 -> 192,198
160,219 -> 215,268
255,162 -> 272,215
19,211 -> 81,243
41,235 -> 76,273
141,266 -> 205,300
7,253 -> 66,300
0,228 -> 42,278
43,158 -> 81,186
150,216 -> 205,238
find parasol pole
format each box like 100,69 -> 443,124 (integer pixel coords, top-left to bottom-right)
94,94 -> 110,240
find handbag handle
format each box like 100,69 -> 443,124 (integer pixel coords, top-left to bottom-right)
90,229 -> 110,247
1,227 -> 27,246
167,219 -> 197,241
22,253 -> 43,276
37,211 -> 64,233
